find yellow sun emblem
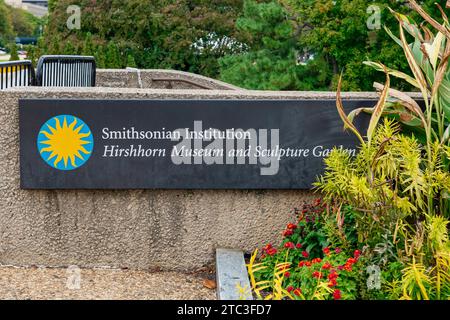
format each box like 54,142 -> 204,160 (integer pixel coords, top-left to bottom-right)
37,115 -> 94,170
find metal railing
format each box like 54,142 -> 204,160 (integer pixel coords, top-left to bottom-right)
36,55 -> 96,87
2,56 -> 216,90
0,60 -> 35,90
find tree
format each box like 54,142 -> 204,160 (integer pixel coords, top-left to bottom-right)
37,0 -> 448,90
219,0 -> 329,90
63,41 -> 76,55
9,42 -> 19,61
0,0 -> 14,47
9,6 -> 41,36
220,0 -> 448,91
48,34 -> 62,55
94,45 -> 106,68
1,0 -> 42,51
105,41 -> 121,68
82,32 -> 94,56
279,0 -> 405,91
126,54 -> 137,68
284,0 -> 449,90
39,0 -> 246,77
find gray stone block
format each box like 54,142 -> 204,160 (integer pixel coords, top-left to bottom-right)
216,248 -> 253,300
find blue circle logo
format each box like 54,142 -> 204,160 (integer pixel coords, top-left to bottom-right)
37,115 -> 94,170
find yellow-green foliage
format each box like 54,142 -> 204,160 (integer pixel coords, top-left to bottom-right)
315,0 -> 450,300
399,216 -> 450,300
247,249 -> 296,300
315,119 -> 450,220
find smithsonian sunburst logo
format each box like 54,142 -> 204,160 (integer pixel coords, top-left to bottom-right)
37,115 -> 94,170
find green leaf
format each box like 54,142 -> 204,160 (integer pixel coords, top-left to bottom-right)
364,61 -> 420,89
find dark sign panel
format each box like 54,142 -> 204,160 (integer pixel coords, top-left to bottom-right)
19,99 -> 371,189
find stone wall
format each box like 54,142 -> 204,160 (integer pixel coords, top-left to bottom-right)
96,69 -> 242,90
0,87 -> 380,271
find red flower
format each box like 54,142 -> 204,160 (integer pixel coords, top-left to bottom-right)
287,286 -> 294,293
267,248 -> 277,256
305,261 -> 312,267
328,278 -> 337,287
323,247 -> 331,256
354,250 -> 361,259
328,271 -> 338,280
335,248 -> 342,254
312,271 -> 323,279
287,223 -> 297,230
333,289 -> 342,300
284,242 -> 295,249
283,230 -> 293,237
312,258 -> 322,264
298,261 -> 305,267
322,262 -> 332,270
293,288 -> 302,296
284,272 -> 291,278
296,243 -> 302,249
302,251 -> 309,258
347,257 -> 357,265
261,254 -> 266,259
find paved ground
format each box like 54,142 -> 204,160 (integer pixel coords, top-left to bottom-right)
0,266 -> 216,300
